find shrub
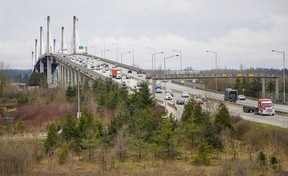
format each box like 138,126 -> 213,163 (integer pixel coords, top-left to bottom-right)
58,143 -> 69,165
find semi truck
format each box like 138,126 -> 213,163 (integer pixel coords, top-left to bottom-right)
111,68 -> 121,78
224,88 -> 238,102
243,98 -> 275,116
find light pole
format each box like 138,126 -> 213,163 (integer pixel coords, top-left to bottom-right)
112,43 -> 119,62
206,50 -> 218,92
152,52 -> 164,71
121,51 -> 131,84
77,69 -> 81,119
173,49 -> 182,71
101,49 -> 110,58
127,44 -> 134,66
272,50 -> 286,102
163,54 -> 179,113
99,42 -> 106,58
147,47 -> 156,70
92,41 -> 96,56
87,41 -> 96,55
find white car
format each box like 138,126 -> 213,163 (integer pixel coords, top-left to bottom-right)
164,93 -> 173,100
238,94 -> 246,100
181,92 -> 190,98
166,89 -> 173,97
156,88 -> 162,93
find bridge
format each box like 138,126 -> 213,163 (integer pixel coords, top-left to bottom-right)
30,16 -> 288,127
31,16 -> 283,101
33,52 -> 281,100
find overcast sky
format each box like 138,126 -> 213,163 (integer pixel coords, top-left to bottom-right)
0,0 -> 288,70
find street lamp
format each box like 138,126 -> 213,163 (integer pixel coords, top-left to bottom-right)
163,54 -> 179,113
147,47 -> 156,70
272,50 -> 286,102
152,52 -> 164,71
127,44 -> 134,66
77,69 -> 81,119
99,42 -> 107,58
101,49 -> 110,58
172,49 -> 182,71
112,43 -> 118,62
206,50 -> 218,92
121,51 -> 131,84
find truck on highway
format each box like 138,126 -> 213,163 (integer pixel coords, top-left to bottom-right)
224,88 -> 238,102
111,68 -> 121,78
243,98 -> 275,116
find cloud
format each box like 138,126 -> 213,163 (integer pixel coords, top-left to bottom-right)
0,0 -> 288,70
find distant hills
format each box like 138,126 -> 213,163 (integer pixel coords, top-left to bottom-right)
6,69 -> 32,83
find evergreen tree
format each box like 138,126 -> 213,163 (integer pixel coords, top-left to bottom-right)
44,122 -> 59,154
131,82 -> 154,109
153,116 -> 178,159
215,103 -> 234,134
61,113 -> 81,151
65,85 -> 77,103
27,72 -> 47,87
181,98 -> 197,122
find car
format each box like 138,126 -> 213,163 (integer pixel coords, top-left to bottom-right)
238,94 -> 246,100
126,74 -> 131,79
164,93 -> 172,100
156,88 -> 162,93
176,98 -> 187,105
181,92 -> 190,98
121,80 -> 127,86
128,70 -> 132,73
136,80 -> 143,87
195,97 -> 204,104
155,85 -> 161,90
196,94 -> 206,102
166,89 -> 173,97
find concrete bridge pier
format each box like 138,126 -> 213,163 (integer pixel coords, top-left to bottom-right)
275,78 -> 279,100
57,65 -> 62,86
73,70 -> 77,86
47,57 -> 52,86
262,78 -> 265,98
40,60 -> 44,73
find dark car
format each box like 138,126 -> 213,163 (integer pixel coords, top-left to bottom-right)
128,70 -> 132,73
176,98 -> 186,105
155,85 -> 161,90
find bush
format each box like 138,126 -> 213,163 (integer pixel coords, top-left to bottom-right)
58,143 -> 69,165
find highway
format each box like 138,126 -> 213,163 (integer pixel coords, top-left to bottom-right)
60,54 -> 288,128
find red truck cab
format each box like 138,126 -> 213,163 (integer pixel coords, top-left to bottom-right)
257,99 -> 275,116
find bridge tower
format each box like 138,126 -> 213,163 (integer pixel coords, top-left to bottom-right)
34,39 -> 38,69
46,16 -> 52,85
72,16 -> 77,54
61,27 -> 64,54
39,26 -> 44,73
46,16 -> 50,53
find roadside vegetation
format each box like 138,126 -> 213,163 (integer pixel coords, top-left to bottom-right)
0,63 -> 288,175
